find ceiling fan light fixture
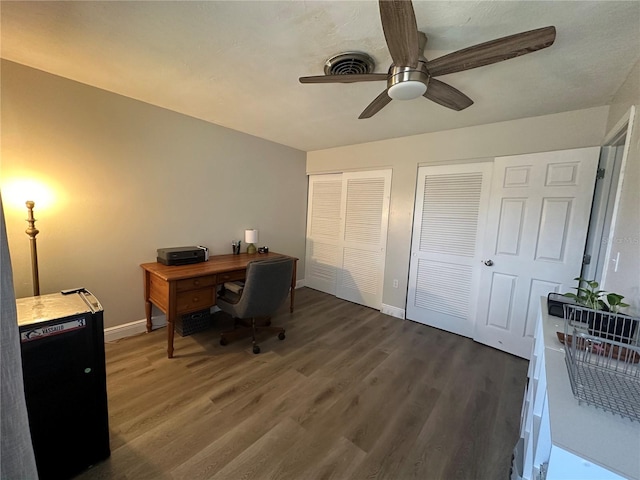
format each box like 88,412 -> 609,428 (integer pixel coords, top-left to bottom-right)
388,80 -> 427,100
387,63 -> 430,100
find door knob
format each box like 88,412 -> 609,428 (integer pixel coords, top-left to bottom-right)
483,260 -> 494,266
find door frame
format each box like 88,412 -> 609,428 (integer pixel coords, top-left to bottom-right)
596,106 -> 636,285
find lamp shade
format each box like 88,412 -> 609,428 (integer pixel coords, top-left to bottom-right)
244,229 -> 258,244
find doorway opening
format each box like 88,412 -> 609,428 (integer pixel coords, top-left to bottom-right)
582,107 -> 635,284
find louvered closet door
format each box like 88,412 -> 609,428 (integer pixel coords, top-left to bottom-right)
336,170 -> 392,309
305,174 -> 343,294
407,163 -> 493,337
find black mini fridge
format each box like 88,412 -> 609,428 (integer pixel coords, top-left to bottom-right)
17,289 -> 110,480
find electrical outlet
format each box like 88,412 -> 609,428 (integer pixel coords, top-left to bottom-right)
393,279 -> 399,288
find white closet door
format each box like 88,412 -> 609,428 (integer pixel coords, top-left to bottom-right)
406,163 -> 493,337
305,174 -> 343,294
336,170 -> 392,309
475,147 -> 599,359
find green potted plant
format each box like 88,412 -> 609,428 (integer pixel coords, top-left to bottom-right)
563,277 -> 634,342
605,293 -> 630,313
563,277 -> 607,310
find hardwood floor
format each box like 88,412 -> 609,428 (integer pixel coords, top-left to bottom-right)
78,287 -> 528,480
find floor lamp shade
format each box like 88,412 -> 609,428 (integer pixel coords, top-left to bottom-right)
245,229 -> 258,254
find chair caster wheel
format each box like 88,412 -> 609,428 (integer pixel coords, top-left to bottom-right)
220,337 -> 228,346
253,345 -> 261,354
278,332 -> 286,340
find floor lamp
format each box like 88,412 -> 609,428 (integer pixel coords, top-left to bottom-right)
25,200 -> 40,296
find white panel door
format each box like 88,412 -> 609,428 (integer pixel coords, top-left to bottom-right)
336,170 -> 392,309
406,163 -> 493,337
305,174 -> 342,294
475,147 -> 599,358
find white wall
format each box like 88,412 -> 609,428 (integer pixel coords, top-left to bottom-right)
601,59 -> 640,315
1,60 -> 308,328
307,107 -> 610,313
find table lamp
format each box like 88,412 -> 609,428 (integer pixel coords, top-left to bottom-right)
245,229 -> 258,254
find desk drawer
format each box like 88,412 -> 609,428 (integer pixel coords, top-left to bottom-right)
217,270 -> 245,283
176,288 -> 214,313
176,275 -> 216,292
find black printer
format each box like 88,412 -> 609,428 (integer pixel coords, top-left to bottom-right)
157,246 -> 208,265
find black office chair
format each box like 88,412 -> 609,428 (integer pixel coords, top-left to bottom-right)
217,257 -> 294,354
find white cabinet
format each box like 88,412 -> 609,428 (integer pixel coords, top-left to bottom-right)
514,299 -> 639,480
517,314 -> 552,480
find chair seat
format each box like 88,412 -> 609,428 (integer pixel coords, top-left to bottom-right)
216,257 -> 294,354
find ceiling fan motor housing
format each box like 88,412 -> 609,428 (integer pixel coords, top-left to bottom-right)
387,61 -> 430,100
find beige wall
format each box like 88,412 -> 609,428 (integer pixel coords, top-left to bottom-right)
307,106 -> 610,312
1,60 -> 308,328
601,59 -> 640,315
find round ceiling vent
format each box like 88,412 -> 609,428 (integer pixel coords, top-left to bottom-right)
324,52 -> 375,76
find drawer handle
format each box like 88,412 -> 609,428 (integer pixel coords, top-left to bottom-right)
194,280 -> 200,286
193,297 -> 199,302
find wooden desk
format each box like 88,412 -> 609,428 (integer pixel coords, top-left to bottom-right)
141,252 -> 297,358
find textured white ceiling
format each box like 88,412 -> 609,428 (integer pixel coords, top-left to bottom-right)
1,1 -> 639,152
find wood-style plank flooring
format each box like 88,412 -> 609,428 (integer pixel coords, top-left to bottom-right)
78,287 -> 528,480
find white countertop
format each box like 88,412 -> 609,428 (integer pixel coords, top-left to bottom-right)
540,300 -> 640,479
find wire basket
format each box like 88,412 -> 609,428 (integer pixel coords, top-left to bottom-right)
563,304 -> 640,422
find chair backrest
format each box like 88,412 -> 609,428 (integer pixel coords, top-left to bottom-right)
231,257 -> 294,319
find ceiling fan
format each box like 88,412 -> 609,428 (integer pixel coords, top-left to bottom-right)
299,0 -> 556,119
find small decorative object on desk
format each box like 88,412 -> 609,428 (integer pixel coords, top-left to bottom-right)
232,240 -> 241,255
245,229 -> 258,254
258,246 -> 269,254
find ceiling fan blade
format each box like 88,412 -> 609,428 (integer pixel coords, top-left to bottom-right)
379,0 -> 420,68
359,90 -> 392,119
426,26 -> 556,77
423,78 -> 473,111
299,74 -> 388,84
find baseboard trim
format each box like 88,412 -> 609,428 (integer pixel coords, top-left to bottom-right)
104,316 -> 167,342
381,303 -> 405,320
295,279 -> 305,289
104,319 -> 148,342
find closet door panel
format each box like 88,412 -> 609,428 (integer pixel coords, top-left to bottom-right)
305,174 -> 342,295
407,163 -> 493,337
336,170 -> 391,309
